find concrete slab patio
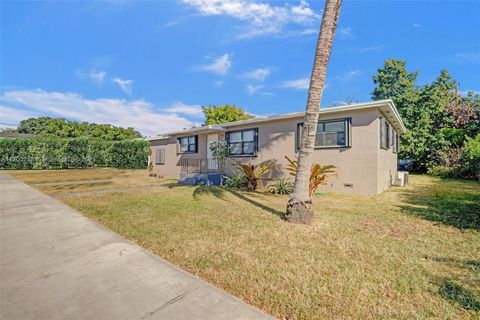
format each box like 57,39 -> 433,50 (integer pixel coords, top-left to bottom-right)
0,173 -> 274,320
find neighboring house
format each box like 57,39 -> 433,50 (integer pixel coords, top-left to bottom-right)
148,99 -> 406,195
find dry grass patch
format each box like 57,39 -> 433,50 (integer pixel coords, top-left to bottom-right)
7,168 -> 175,195
37,174 -> 480,320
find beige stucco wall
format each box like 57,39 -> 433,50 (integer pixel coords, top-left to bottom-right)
376,121 -> 399,194
150,135 -> 208,178
149,108 -> 399,195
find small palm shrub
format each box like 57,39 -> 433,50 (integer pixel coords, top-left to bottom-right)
224,173 -> 246,189
235,160 -> 276,191
268,178 -> 293,195
285,156 -> 336,197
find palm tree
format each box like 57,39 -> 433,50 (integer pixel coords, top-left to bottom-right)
286,0 -> 342,224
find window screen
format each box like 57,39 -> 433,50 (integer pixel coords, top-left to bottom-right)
297,118 -> 351,149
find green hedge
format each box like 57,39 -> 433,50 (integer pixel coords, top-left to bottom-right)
0,137 -> 149,169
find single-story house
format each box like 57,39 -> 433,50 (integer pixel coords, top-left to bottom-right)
148,99 -> 406,195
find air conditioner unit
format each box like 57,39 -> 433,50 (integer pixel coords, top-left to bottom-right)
396,171 -> 409,187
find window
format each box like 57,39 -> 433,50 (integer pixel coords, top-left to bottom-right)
380,117 -> 389,149
297,118 -> 351,149
394,132 -> 399,154
178,135 -> 197,153
389,126 -> 395,148
155,149 -> 165,165
226,128 -> 258,156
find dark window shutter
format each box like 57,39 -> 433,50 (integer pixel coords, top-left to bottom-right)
296,123 -> 304,151
253,128 -> 258,155
380,117 -> 387,149
346,118 -> 352,147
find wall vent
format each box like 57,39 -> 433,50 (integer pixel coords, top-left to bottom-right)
343,183 -> 353,188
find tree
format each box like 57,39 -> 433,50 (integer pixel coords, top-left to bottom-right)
285,0 -> 342,224
202,105 -> 254,125
372,60 -> 480,174
17,117 -> 141,141
372,60 -> 418,102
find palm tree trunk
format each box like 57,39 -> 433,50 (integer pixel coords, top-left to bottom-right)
286,0 -> 342,224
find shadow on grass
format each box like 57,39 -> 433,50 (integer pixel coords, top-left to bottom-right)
192,185 -> 226,199
427,256 -> 480,313
397,180 -> 480,230
191,185 -> 285,219
224,188 -> 285,219
439,282 -> 480,312
429,256 -> 480,272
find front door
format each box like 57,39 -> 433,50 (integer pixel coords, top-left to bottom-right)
207,134 -> 218,170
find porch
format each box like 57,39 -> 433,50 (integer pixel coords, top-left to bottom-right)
178,158 -> 223,186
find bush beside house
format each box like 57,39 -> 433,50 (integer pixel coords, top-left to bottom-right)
0,137 -> 149,170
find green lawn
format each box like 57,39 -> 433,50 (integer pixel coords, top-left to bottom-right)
8,170 -> 480,319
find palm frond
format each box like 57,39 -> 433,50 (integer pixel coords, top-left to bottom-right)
284,156 -> 337,197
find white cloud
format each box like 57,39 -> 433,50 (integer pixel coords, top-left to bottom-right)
455,52 -> 480,64
359,45 -> 383,53
0,89 -> 199,136
247,84 -> 264,95
197,54 -> 232,75
76,69 -> 107,85
165,102 -> 203,117
0,105 -> 39,127
338,68 -> 361,82
281,78 -> 310,90
298,28 -> 317,35
112,77 -> 133,95
338,27 -> 355,39
242,67 -> 271,81
459,89 -> 480,96
413,23 -> 422,28
181,0 -> 320,38
89,70 -> 107,84
261,91 -> 275,96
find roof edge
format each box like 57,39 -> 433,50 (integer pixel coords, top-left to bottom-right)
147,99 -> 406,140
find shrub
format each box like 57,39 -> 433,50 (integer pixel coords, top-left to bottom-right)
235,160 -> 276,191
285,156 -> 336,197
0,138 -> 33,169
427,166 -> 454,178
461,135 -> 480,180
268,178 -> 293,195
224,173 -> 246,189
0,137 -> 149,170
111,140 -> 150,169
428,135 -> 480,180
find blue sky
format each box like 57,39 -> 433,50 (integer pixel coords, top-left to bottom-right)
1,0 -> 479,136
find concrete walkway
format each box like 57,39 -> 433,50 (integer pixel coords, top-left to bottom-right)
0,174 -> 274,320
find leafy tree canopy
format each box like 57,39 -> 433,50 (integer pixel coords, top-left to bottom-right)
202,104 -> 254,125
372,59 -> 480,174
16,117 -> 141,141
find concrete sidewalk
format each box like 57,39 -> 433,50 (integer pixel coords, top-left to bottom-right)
0,173 -> 274,320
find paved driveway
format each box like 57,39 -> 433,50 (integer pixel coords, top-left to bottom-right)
0,174 -> 273,320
